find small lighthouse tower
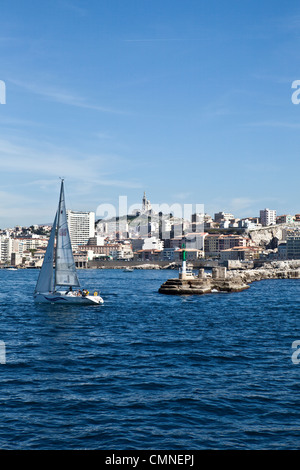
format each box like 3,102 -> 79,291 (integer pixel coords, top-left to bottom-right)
181,243 -> 187,276
179,242 -> 194,280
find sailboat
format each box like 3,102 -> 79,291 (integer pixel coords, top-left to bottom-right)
34,179 -> 104,305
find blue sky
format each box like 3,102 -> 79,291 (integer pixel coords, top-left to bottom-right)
1,0 -> 300,227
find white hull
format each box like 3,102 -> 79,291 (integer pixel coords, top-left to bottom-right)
34,292 -> 104,305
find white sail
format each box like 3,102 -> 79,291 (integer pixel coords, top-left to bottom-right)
34,212 -> 57,293
54,180 -> 80,288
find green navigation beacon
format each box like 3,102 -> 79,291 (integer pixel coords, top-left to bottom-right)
182,243 -> 186,262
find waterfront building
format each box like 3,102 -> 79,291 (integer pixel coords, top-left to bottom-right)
219,246 -> 260,262
259,208 -> 276,226
73,250 -> 92,268
173,248 -> 204,261
0,236 -> 12,263
204,234 -> 220,256
30,248 -> 47,268
277,242 -> 287,259
184,232 -> 207,250
134,249 -> 162,262
287,233 -> 300,259
109,245 -> 133,260
0,236 -> 24,264
11,252 -> 22,266
142,236 -> 164,251
218,235 -> 248,251
161,247 -> 176,261
204,234 -> 248,257
17,237 -> 48,251
79,243 -> 121,258
67,210 -> 95,248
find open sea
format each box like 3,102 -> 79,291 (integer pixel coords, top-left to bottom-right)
0,267 -> 300,450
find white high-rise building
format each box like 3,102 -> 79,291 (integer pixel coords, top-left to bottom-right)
260,208 -> 276,226
67,210 -> 95,248
0,236 -> 12,263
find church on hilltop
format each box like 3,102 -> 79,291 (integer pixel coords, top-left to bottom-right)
142,192 -> 152,214
132,192 -> 156,217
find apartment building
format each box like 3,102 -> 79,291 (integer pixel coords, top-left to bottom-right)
185,232 -> 207,250
259,208 -> 276,226
0,236 -> 12,263
214,212 -> 234,223
67,210 -> 95,248
220,246 -> 261,262
142,237 -> 164,251
0,237 -> 25,263
204,234 -> 248,256
276,214 -> 294,224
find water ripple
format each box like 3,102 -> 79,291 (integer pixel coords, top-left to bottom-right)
0,269 -> 300,449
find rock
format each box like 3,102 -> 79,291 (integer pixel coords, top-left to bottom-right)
249,226 -> 285,247
135,264 -> 160,269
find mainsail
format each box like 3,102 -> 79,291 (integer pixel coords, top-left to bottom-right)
54,180 -> 80,288
34,212 -> 57,294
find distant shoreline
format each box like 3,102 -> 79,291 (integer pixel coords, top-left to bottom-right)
0,263 -> 180,271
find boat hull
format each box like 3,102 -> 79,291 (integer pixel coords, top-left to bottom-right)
34,292 -> 104,305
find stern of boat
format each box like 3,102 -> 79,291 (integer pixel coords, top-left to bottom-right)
85,295 -> 104,305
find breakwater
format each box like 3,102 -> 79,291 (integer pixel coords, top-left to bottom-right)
159,260 -> 300,295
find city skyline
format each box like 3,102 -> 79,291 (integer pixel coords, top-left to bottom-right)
0,186 -> 297,230
1,1 -> 300,227
3,195 -> 299,231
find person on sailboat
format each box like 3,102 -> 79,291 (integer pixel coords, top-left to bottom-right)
66,286 -> 74,296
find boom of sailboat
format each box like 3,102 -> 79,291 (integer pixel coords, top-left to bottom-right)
34,179 -> 104,305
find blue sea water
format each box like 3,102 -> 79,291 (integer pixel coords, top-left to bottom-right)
0,267 -> 300,450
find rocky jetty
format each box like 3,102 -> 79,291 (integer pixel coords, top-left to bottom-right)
158,261 -> 300,296
227,260 -> 300,283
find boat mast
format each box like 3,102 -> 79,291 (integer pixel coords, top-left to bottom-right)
52,212 -> 58,292
54,178 -> 64,290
